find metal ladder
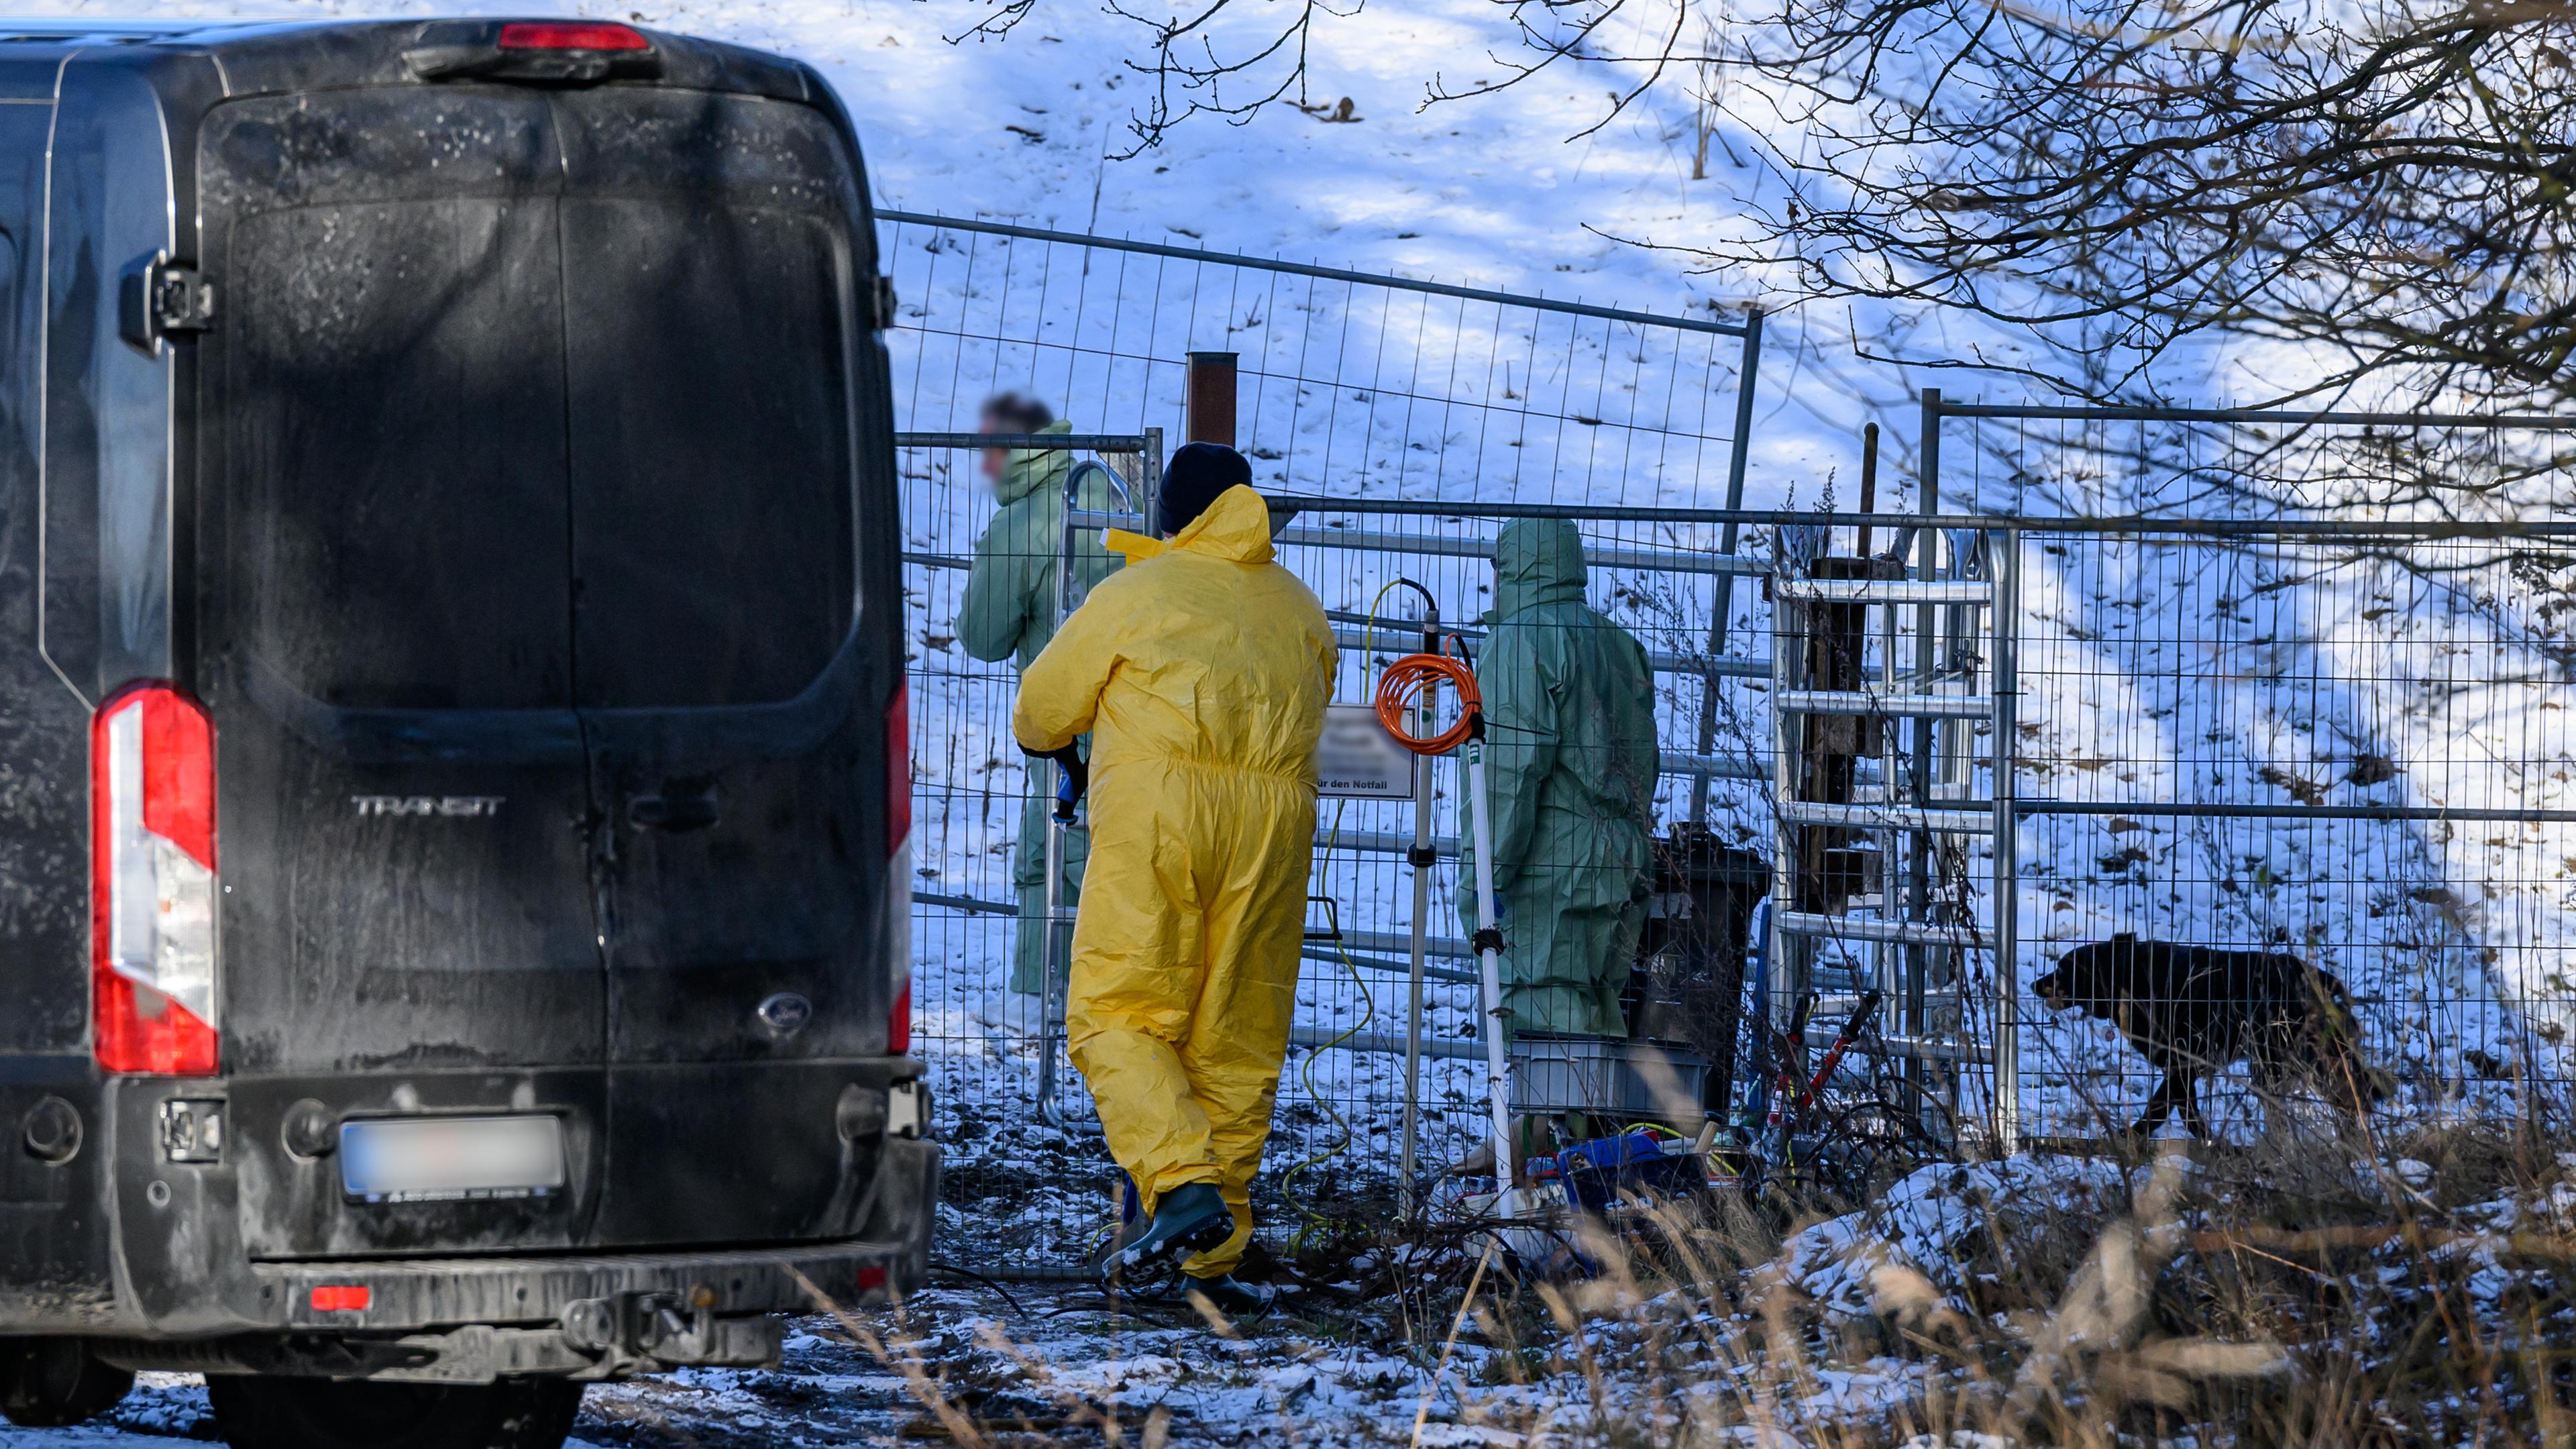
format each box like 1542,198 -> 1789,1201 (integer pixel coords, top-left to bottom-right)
1766,525 -> 2021,1154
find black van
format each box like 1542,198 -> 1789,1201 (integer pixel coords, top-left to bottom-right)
0,18 -> 931,1448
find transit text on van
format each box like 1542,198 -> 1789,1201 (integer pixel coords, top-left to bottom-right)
350,796 -> 506,818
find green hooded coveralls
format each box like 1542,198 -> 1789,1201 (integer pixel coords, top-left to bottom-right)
957,421 -> 1124,994
1457,519 -> 1662,1036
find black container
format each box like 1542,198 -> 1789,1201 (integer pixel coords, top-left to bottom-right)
1628,828 -> 1770,1119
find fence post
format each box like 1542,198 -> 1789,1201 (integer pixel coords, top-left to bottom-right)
1187,352 -> 1238,447
1990,525 -> 2021,1158
1690,309 -> 1765,826
1768,553 -> 1799,1045
1034,445 -> 1091,1134
1142,427 -> 1164,540
1904,391 -> 1941,1128
1857,422 -> 1879,557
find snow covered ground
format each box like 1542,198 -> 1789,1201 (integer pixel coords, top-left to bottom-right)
30,1141 -> 2573,1447
0,1285 -> 1748,1447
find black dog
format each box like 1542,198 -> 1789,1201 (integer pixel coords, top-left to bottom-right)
2031,934 -> 2387,1138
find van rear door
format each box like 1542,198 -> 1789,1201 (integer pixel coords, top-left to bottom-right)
555,91 -> 893,1248
205,90 -> 608,1257
211,83 -> 896,1258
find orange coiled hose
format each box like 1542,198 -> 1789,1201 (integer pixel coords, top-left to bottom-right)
1373,645 -> 1481,756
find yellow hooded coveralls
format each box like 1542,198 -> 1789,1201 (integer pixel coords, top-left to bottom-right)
1011,484 -> 1336,1278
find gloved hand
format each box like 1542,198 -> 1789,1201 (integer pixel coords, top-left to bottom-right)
1032,745 -> 1088,822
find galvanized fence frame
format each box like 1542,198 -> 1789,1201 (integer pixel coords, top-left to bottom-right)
889,214 -> 1771,1275
912,492 -> 1799,1274
1924,394 -> 2576,1149
906,339 -> 2576,1274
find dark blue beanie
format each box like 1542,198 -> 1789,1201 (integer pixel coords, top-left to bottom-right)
1159,442 -> 1252,536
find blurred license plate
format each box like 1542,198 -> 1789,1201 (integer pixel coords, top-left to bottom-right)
339,1114 -> 565,1203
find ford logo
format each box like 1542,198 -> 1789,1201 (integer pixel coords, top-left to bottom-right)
754,992 -> 814,1041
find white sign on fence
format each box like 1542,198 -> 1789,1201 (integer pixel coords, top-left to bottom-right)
1314,704 -> 1417,800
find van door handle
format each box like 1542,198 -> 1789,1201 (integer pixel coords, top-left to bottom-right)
628,789 -> 720,832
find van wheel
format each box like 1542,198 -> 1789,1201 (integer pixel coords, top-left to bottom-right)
207,1376 -> 584,1449
0,1338 -> 136,1426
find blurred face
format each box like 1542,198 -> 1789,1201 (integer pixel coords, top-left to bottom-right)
977,413 -> 1008,485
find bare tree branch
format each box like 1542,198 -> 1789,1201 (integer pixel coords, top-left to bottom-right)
1431,0 -> 2576,413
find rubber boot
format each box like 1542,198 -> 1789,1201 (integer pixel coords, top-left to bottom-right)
1093,1182 -> 1232,1284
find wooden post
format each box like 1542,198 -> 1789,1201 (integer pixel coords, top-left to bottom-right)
1186,351 -> 1238,447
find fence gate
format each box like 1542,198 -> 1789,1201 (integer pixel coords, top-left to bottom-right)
888,213 -> 1766,1275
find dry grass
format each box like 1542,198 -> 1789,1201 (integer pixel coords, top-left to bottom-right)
835,1112 -> 2576,1447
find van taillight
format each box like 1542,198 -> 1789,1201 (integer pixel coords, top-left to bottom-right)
496,21 -> 650,50
885,685 -> 912,1055
885,683 -> 912,853
91,683 -> 219,1076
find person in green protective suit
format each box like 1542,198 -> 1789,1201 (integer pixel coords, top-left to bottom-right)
957,394 -> 1125,995
1457,518 -> 1662,1037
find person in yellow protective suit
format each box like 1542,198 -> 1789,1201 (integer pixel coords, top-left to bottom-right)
1012,444 -> 1336,1312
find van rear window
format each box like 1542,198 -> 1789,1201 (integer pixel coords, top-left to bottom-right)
228,199 -> 576,712
563,199 -> 854,710
221,100 -> 857,713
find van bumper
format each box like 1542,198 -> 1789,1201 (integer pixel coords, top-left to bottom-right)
252,1211 -> 930,1331
102,1069 -> 939,1340
87,1134 -> 936,1382
97,1130 -> 936,1363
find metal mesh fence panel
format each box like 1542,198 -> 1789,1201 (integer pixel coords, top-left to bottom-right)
910,508 -> 1786,1272
889,215 -> 1765,1273
892,229 -> 2576,1275
2004,522 -> 2576,1144
1929,399 -> 2576,1146
879,211 -> 1760,511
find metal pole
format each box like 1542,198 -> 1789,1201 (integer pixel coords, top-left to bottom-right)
1463,728 -> 1515,1213
1035,453 -> 1090,1134
1399,648 -> 1438,1214
1768,564 -> 1799,1050
1690,309 -> 1764,826
1142,427 -> 1163,549
1860,421 -> 1887,1073
1036,796 -> 1075,1132
1990,527 -> 2021,1157
1907,390 -> 1941,1132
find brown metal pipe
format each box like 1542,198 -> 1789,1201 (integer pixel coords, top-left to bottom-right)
1857,421 -> 1880,557
1186,351 -> 1238,447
